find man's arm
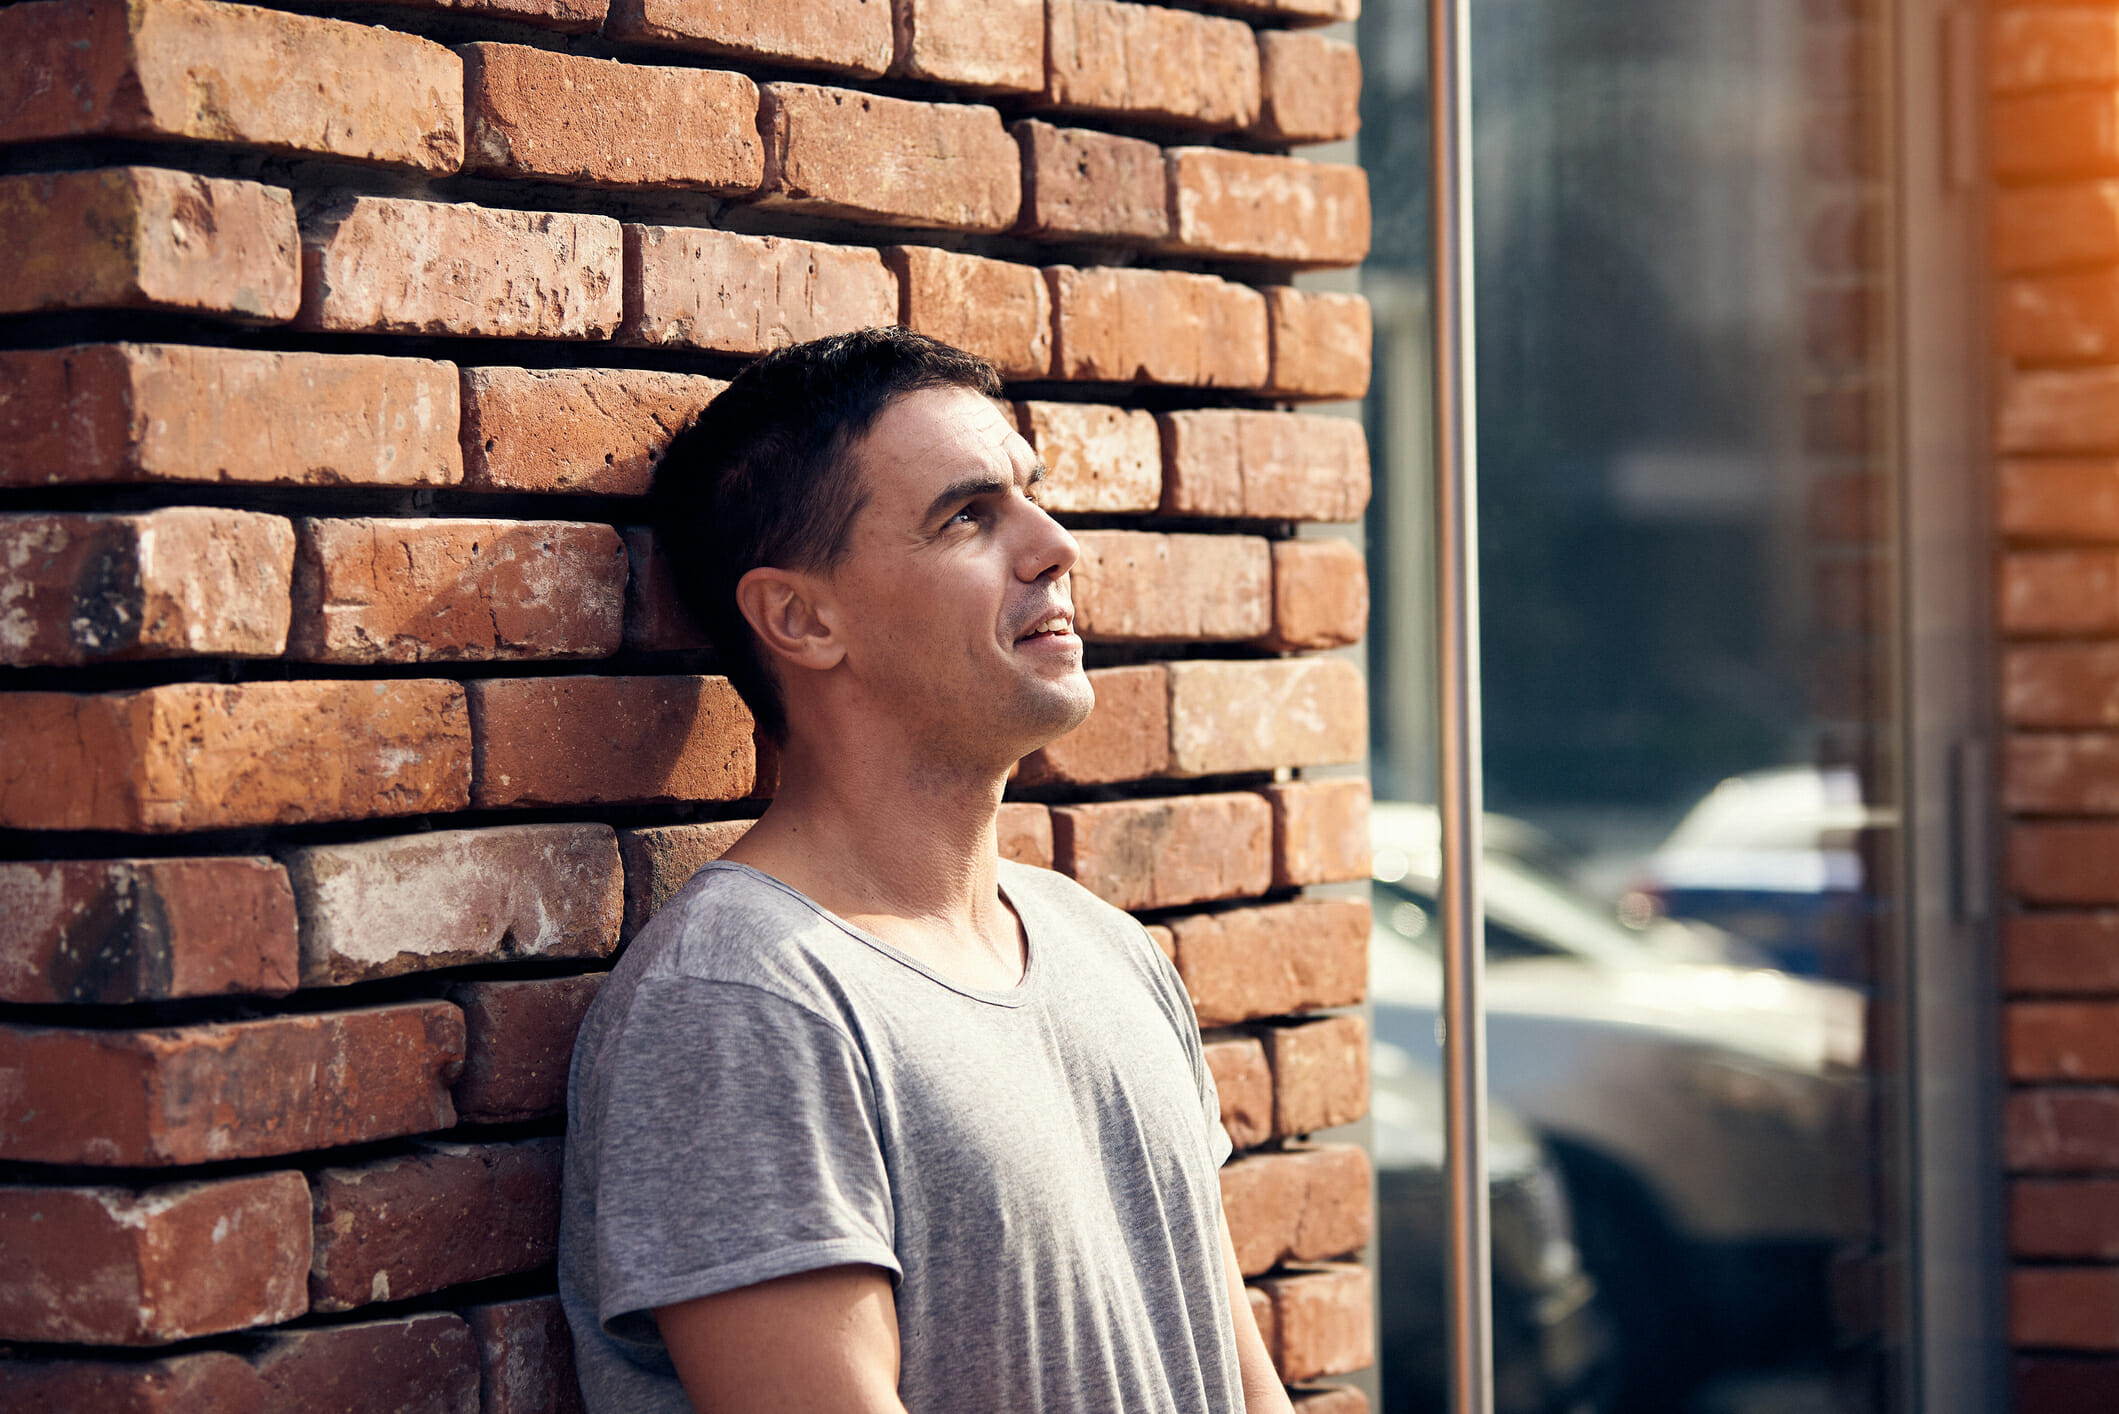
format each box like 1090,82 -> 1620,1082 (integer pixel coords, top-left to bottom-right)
1221,1212 -> 1298,1414
656,1264 -> 908,1414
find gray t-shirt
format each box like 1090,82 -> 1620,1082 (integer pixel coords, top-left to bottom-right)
558,858 -> 1241,1414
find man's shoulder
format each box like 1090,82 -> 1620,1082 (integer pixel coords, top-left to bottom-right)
997,857 -> 1136,933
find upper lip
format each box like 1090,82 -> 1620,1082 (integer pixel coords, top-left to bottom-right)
1014,608 -> 1074,641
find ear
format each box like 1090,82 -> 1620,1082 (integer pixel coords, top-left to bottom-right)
734,566 -> 846,673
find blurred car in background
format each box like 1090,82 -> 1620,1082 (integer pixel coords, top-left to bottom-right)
1369,802 -> 1867,1412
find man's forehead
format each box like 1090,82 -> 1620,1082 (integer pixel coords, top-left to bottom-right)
856,387 -> 1035,492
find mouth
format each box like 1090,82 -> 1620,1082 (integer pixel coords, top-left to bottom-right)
1015,612 -> 1076,645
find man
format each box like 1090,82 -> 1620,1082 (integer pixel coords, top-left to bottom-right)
558,327 -> 1290,1413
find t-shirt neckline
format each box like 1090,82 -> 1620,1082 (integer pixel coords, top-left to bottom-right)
697,859 -> 1042,1008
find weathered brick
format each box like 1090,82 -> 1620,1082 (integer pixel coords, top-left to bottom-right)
1048,266 -> 1268,387
285,825 -> 622,986
0,680 -> 471,833
289,518 -> 625,664
998,802 -> 1055,868
462,44 -> 760,192
2007,734 -> 2119,814
1248,1286 -> 1277,1374
1263,1014 -> 1368,1135
2014,1268 -> 2119,1350
622,225 -> 898,353
894,0 -> 1043,92
0,1349 -> 266,1413
0,856 -> 298,1005
1255,30 -> 1362,144
0,344 -> 462,489
1205,1036 -> 1274,1149
1263,778 -> 1371,889
887,247 -> 1052,378
448,974 -> 605,1123
2015,1179 -> 2119,1259
621,526 -> 711,653
464,1295 -> 584,1414
0,1002 -> 463,1165
604,0 -> 892,77
1160,410 -> 1371,520
1992,10 -> 2119,94
1166,149 -> 1371,267
1052,792 -> 1272,911
249,1312 -> 480,1414
1994,91 -> 2119,182
2003,460 -> 2119,539
2009,1088 -> 2119,1171
2010,1002 -> 2119,1080
618,820 -> 754,936
1042,0 -> 1260,130
758,84 -> 1020,232
1014,402 -> 1161,512
1015,664 -> 1169,786
2007,912 -> 2119,990
0,167 -> 298,322
1168,897 -> 1369,1026
370,0 -> 606,31
2002,269 -> 2119,361
1012,120 -> 1169,242
299,197 -> 622,340
1264,289 -> 1373,402
2003,371 -> 2119,455
1205,0 -> 1355,21
2003,551 -> 2119,635
309,1138 -> 561,1312
1257,1264 -> 1374,1382
1071,531 -> 1272,642
1219,1144 -> 1373,1275
469,675 -> 757,808
1289,1387 -> 1369,1414
0,509 -> 293,665
1264,539 -> 1369,652
461,367 -> 722,497
2007,645 -> 2119,728
1996,183 -> 2119,273
1144,922 -> 1176,962
1167,658 -> 1367,777
0,0 -> 462,171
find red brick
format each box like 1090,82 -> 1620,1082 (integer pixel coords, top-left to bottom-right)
1015,402 -> 1161,512
2002,460 -> 2119,539
1248,1285 -> 1276,1368
249,1311 -> 480,1414
888,247 -> 1052,378
998,802 -> 1055,868
2014,1267 -> 2119,1349
462,367 -> 723,496
1042,0 -> 1260,130
309,1138 -> 561,1312
0,167 -> 297,322
1206,1037 -> 1274,1149
1290,1388 -> 1369,1414
1255,30 -> 1362,144
448,974 -> 605,1123
1166,149 -> 1371,267
469,675 -> 757,808
286,825 -> 622,986
0,509 -> 293,665
1167,657 -> 1366,776
604,0 -> 892,77
462,44 -> 760,191
1048,266 -> 1269,387
0,856 -> 297,1005
2011,823 -> 2119,907
2003,551 -> 2119,635
288,518 -> 625,664
1808,472 -> 1881,543
2009,1088 -> 2119,1171
0,344 -> 462,490
1169,897 -> 1369,1026
371,0 -> 605,30
1219,1145 -> 1373,1275
894,0 -> 1043,92
1263,289 -> 1372,402
1263,778 -> 1371,888
0,679 -> 471,833
1264,539 -> 1369,652
1052,792 -> 1272,911
758,84 -> 1020,232
1263,1014 -> 1368,1135
1807,198 -> 1873,276
0,0 -> 463,171
2014,1178 -> 2119,1258
621,526 -> 710,653
1071,531 -> 1272,642
1015,664 -> 1169,786
1206,0 -> 1355,21
2007,912 -> 2119,990
464,1295 -> 584,1414
2002,269 -> 2119,361
621,225 -> 897,353
2006,733 -> 2119,813
618,820 -> 755,936
0,1349 -> 266,1414
2008,644 -> 2119,726
2006,370 -> 2119,457
1012,119 -> 1169,242
1257,1264 -> 1374,1381
1803,385 -> 1870,455
0,1173 -> 307,1346
1995,91 -> 2119,182
1992,11 -> 2119,94
1996,183 -> 2119,273
1145,922 -> 1176,962
2010,1002 -> 2119,1080
0,1002 -> 462,1165
298,197 -> 621,339
1160,410 -> 1371,520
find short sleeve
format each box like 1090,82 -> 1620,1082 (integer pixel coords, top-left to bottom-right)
584,977 -> 901,1345
1138,924 -> 1234,1170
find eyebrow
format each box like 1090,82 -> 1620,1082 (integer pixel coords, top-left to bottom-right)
923,462 -> 1049,525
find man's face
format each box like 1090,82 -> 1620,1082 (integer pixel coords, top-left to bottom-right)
821,385 -> 1094,762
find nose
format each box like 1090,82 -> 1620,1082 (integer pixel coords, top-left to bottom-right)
1016,496 -> 1078,584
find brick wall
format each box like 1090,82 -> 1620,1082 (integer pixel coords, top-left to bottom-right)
0,0 -> 1377,1407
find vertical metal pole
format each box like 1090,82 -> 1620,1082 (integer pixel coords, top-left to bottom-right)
1430,0 -> 1493,1410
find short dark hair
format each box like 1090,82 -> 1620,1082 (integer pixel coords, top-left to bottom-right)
649,326 -> 1004,740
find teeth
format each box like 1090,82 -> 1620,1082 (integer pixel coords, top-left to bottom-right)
1026,617 -> 1070,636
